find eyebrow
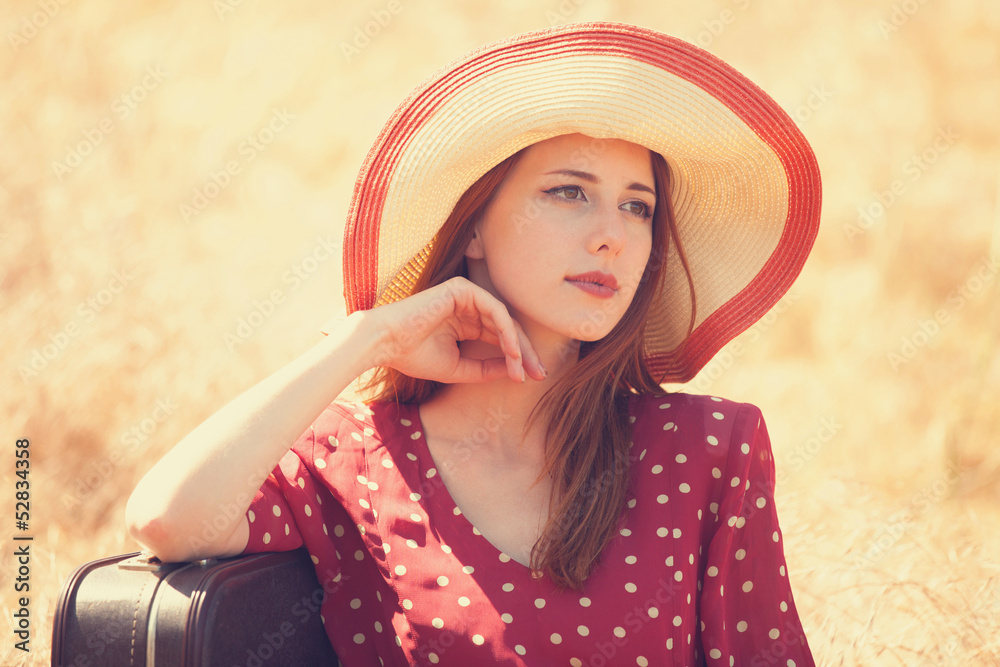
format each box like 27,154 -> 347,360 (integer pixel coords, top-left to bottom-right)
545,169 -> 656,196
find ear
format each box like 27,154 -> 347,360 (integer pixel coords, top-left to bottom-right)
464,226 -> 485,260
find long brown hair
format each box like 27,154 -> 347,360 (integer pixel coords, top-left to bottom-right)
366,143 -> 694,590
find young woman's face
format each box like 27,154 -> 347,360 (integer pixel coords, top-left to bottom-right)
465,133 -> 655,345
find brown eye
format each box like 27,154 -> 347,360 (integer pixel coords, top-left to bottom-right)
546,186 -> 586,201
622,201 -> 652,218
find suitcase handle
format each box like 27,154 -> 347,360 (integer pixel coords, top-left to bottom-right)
118,552 -> 219,572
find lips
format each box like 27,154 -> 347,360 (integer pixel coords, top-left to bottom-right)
564,271 -> 619,298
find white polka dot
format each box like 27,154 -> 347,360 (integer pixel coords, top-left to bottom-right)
409,492 -> 421,502
707,436 -> 719,446
620,528 -> 632,537
534,598 -> 546,609
627,498 -> 637,508
550,633 -> 562,644
577,624 -> 590,636
272,505 -> 281,517
666,556 -> 674,566
673,528 -> 682,538
400,418 -> 412,426
350,598 -> 361,609
515,645 -> 526,656
351,432 -> 362,442
711,396 -> 722,402
453,507 -> 462,516
472,526 -> 482,536
351,632 -> 366,645
333,524 -> 345,537
625,555 -> 637,564
741,442 -> 750,454
659,402 -> 671,409
769,628 -> 780,640
735,517 -> 746,529
656,494 -> 669,504
728,516 -> 738,527
383,543 -> 391,554
296,477 -> 305,489
614,626 -> 626,638
428,652 -> 439,663
580,596 -> 591,607
501,613 -> 513,623
674,571 -> 683,582
675,454 -> 687,463
359,499 -> 370,509
780,565 -> 786,576
458,596 -> 471,607
735,549 -> 746,560
731,477 -> 741,487
303,504 -> 312,517
327,436 -> 338,447
248,510 -> 255,523
742,581 -> 753,592
406,453 -> 418,461
651,464 -> 663,474
707,566 -> 718,577
647,607 -> 659,619
737,620 -> 748,632
406,539 -> 418,549
710,502 -> 719,514
363,427 -> 374,437
430,617 -> 445,629
472,634 -> 485,645
712,412 -> 724,420
262,532 -> 271,544
310,555 -> 319,565
356,474 -> 368,485
382,458 -> 394,468
787,661 -> 796,667
499,553 -> 511,563
394,565 -> 406,576
409,513 -> 422,522
756,497 -> 767,508
679,483 -> 691,493
315,458 -> 327,469
781,601 -> 788,612
426,467 -> 437,478
773,531 -> 780,542
462,565 -> 474,574
437,575 -> 449,586
657,527 -> 669,537
367,481 -> 379,491
411,431 -> 422,440
441,544 -> 452,554
672,615 -> 682,627
638,658 -> 649,666
667,638 -> 674,650
663,422 -> 675,430
710,648 -> 722,659
315,494 -> 322,505
712,467 -> 722,479
625,582 -> 637,593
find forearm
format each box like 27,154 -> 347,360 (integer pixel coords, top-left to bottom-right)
125,310 -> 380,561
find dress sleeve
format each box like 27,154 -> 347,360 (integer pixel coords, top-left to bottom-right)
699,405 -> 815,667
241,424 -> 321,555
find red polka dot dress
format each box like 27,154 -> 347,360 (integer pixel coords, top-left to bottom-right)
242,393 -> 815,666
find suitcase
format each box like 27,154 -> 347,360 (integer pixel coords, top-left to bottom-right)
51,548 -> 339,666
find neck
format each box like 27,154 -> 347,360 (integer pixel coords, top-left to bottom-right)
419,334 -> 580,468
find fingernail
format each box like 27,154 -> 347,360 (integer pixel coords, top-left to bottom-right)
520,366 -> 526,383
539,361 -> 548,378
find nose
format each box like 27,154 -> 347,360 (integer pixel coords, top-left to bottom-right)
586,204 -> 627,256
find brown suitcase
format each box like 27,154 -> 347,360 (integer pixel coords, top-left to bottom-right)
51,548 -> 339,666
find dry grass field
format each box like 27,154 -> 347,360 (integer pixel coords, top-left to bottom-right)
2,0 -> 999,665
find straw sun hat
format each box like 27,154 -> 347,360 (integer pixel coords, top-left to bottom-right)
342,21 -> 821,382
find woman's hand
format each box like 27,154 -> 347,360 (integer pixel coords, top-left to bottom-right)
350,277 -> 546,384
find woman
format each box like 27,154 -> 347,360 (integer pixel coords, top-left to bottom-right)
127,22 -> 820,666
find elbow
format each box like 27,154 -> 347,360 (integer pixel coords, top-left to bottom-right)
125,494 -> 195,563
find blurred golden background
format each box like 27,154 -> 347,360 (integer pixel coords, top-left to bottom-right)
2,0 -> 998,664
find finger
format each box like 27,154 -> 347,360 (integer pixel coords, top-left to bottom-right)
453,283 -> 525,382
445,356 -> 510,384
510,320 -> 546,381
